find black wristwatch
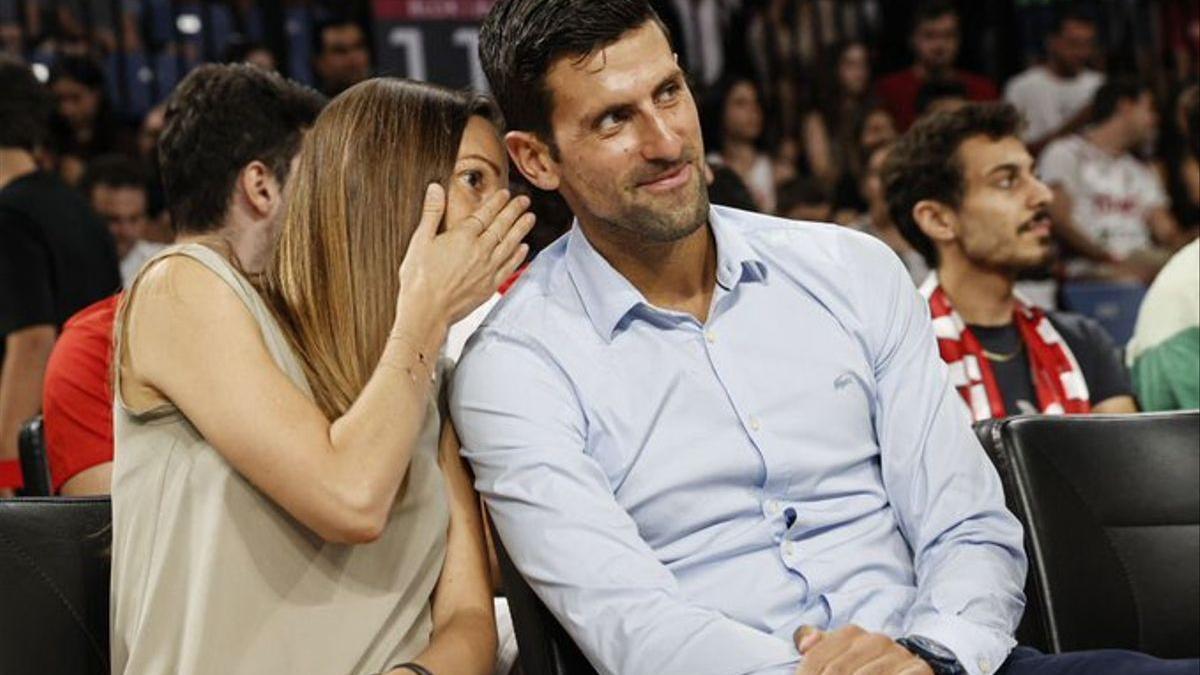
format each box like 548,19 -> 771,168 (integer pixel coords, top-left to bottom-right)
896,635 -> 967,675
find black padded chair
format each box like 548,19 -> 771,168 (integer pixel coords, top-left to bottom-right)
496,537 -> 598,675
0,497 -> 112,674
975,411 -> 1200,658
18,414 -> 52,497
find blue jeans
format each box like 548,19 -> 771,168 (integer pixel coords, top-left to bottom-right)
1000,646 -> 1200,675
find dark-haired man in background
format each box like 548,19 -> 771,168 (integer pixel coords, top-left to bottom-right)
450,2 -> 1197,674
1004,8 -> 1103,155
883,102 -> 1137,422
1039,78 -> 1185,281
312,16 -> 371,98
80,154 -> 164,288
0,56 -> 120,496
875,0 -> 998,132
41,63 -> 324,497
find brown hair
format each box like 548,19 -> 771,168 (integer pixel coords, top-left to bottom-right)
261,78 -> 500,418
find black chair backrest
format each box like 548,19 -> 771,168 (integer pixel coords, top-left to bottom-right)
0,497 -> 112,674
495,537 -> 598,675
18,414 -> 52,497
975,412 -> 1200,658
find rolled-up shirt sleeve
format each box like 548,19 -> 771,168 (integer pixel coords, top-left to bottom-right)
451,330 -> 800,675
866,248 -> 1028,675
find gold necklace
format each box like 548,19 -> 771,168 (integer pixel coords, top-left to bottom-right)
982,343 -> 1023,363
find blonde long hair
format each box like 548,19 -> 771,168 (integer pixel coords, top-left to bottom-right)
262,78 -> 499,419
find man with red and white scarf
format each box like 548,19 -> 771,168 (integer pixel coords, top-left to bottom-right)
883,102 -> 1136,421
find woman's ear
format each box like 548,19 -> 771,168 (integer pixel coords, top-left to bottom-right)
505,131 -> 560,192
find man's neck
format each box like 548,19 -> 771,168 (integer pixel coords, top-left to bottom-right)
176,216 -> 272,275
913,62 -> 952,81
1084,120 -> 1130,157
1046,60 -> 1078,80
582,218 -> 718,324
0,149 -> 39,190
938,256 -> 1016,327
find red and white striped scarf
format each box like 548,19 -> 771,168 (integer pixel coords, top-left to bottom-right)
919,274 -> 1091,422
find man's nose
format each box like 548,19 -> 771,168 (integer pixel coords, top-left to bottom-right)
640,111 -> 684,163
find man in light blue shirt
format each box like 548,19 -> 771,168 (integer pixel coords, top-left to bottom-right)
452,2 -> 1196,675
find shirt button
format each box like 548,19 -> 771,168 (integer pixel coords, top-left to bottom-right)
979,658 -> 993,674
749,416 -> 761,431
704,331 -> 716,344
765,500 -> 781,516
783,542 -> 796,557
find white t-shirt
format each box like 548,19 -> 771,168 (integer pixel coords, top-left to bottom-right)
1005,66 -> 1103,143
1039,134 -> 1167,262
119,239 -> 167,289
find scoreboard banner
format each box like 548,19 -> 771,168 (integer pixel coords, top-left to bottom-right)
371,0 -> 494,90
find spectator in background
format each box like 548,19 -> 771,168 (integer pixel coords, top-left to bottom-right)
1160,85 -> 1200,234
0,56 -> 120,496
48,54 -> 135,184
1040,78 -> 1184,282
775,176 -> 832,222
802,41 -> 875,193
312,16 -> 372,98
875,0 -> 999,132
1128,88 -> 1200,411
884,102 -> 1136,421
135,103 -> 174,244
1004,8 -> 1103,156
703,74 -> 777,213
1126,239 -> 1199,411
42,65 -> 320,498
79,155 -> 165,287
854,142 -> 928,284
827,104 -> 898,222
223,39 -> 277,72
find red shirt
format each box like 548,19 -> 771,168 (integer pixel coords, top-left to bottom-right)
42,293 -> 120,492
874,67 -> 999,131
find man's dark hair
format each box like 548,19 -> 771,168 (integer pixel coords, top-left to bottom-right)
1050,5 -> 1097,35
1090,77 -> 1150,124
913,0 -> 958,29
79,154 -> 148,197
0,56 -> 54,150
479,0 -> 668,152
882,102 -> 1023,268
157,63 -> 325,234
311,15 -> 366,56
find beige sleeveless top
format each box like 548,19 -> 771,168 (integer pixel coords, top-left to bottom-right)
110,243 -> 449,675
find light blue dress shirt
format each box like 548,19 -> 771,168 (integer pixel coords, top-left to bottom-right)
450,206 -> 1027,675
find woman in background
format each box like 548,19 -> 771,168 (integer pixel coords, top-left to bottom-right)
111,78 -> 533,675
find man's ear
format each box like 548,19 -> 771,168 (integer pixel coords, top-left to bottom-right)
912,199 -> 959,246
238,160 -> 279,220
505,130 -> 561,192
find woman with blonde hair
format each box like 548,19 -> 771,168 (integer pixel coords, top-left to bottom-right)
111,77 -> 533,675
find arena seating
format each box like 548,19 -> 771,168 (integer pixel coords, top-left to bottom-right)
0,497 -> 111,675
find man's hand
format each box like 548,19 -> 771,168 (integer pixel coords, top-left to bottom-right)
793,625 -> 933,675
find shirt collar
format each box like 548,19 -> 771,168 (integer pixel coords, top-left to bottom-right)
565,207 -> 768,341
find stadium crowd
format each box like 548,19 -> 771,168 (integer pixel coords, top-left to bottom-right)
0,1 -> 1198,674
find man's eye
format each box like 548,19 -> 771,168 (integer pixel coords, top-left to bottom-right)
599,111 -> 629,131
997,176 -> 1016,189
657,83 -> 681,103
